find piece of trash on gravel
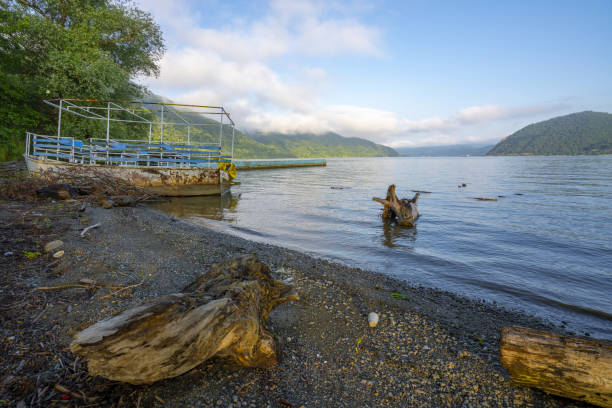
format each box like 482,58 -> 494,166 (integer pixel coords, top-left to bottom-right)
368,312 -> 379,327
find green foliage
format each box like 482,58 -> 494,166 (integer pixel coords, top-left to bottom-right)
241,131 -> 399,159
487,111 -> 612,156
0,0 -> 164,160
22,250 -> 40,259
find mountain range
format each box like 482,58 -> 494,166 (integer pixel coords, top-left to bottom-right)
245,131 -> 399,158
234,111 -> 612,158
396,143 -> 494,157
151,97 -> 612,158
146,96 -> 399,158
487,111 -> 612,156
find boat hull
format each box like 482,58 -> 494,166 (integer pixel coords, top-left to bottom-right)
24,155 -> 230,196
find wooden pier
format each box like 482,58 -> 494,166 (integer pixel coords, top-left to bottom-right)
233,158 -> 326,170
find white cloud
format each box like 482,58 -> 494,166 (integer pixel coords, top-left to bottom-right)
456,104 -> 568,124
137,0 -> 569,148
234,101 -> 568,147
138,0 -> 381,120
153,49 -> 316,112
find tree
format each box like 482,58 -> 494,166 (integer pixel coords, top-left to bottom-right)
0,0 -> 165,160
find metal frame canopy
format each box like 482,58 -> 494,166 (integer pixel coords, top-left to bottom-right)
24,99 -> 237,169
42,98 -> 236,155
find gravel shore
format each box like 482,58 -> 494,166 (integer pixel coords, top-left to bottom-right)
0,200 -> 589,407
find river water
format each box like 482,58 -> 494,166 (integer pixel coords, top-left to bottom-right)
150,156 -> 612,338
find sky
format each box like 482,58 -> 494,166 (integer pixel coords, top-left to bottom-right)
135,0 -> 612,148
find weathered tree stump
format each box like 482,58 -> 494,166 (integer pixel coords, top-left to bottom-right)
500,326 -> 612,408
372,184 -> 419,226
70,255 -> 298,384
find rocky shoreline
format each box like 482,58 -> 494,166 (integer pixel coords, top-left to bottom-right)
0,199 -> 588,407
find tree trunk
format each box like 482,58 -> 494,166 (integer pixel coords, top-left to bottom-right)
373,184 -> 419,226
500,326 -> 612,408
70,255 -> 298,384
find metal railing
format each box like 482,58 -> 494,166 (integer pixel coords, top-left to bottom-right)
26,133 -> 231,168
26,99 -> 236,168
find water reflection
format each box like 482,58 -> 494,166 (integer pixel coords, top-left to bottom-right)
149,193 -> 240,221
381,219 -> 417,248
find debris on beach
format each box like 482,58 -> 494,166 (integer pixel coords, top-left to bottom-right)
368,312 -> 379,327
474,197 -> 498,201
80,223 -> 101,237
70,255 -> 299,384
44,240 -> 64,253
501,326 -> 612,407
1,165 -> 156,206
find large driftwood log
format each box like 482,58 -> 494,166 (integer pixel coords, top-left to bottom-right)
500,326 -> 612,408
372,184 -> 419,226
70,255 -> 298,384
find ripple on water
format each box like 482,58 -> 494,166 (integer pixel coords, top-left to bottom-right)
150,156 -> 612,338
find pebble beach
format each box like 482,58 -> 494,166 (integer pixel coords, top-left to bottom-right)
0,201 -> 589,407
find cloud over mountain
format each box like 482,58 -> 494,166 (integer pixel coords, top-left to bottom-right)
137,0 -> 573,147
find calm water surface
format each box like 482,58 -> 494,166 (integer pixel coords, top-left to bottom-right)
151,156 -> 612,338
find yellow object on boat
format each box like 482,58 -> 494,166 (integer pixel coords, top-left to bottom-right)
218,162 -> 237,179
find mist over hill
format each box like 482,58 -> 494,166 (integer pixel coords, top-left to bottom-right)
145,96 -> 399,158
487,111 -> 612,156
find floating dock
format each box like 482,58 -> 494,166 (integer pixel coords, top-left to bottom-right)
233,158 -> 326,170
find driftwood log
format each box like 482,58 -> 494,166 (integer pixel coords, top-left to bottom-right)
372,184 -> 419,226
70,255 -> 298,384
500,326 -> 612,408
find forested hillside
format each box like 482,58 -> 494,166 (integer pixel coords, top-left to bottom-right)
487,111 -> 612,156
245,131 -> 399,158
0,1 -> 396,161
144,99 -> 399,159
0,0 -> 164,161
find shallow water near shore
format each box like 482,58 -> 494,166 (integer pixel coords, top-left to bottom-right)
150,156 -> 612,338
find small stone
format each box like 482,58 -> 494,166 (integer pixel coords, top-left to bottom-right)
44,240 -> 64,253
101,199 -> 114,209
113,195 -> 137,207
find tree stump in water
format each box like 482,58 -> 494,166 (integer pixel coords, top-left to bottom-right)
500,326 -> 612,408
372,184 -> 419,226
70,255 -> 298,384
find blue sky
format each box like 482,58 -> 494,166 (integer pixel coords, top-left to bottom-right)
137,0 -> 612,147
